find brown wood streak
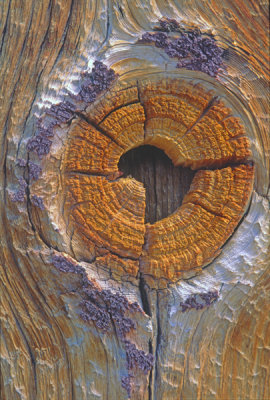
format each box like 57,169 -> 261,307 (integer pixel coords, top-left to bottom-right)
0,1 -> 269,400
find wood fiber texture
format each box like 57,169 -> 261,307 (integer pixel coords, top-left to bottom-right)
0,1 -> 269,400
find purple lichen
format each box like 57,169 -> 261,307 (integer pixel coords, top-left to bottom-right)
144,32 -> 169,48
27,134 -> 52,158
17,158 -> 27,167
180,290 -> 219,312
46,101 -> 76,124
141,23 -> 225,77
29,162 -> 42,180
78,61 -> 117,103
31,195 -> 45,210
27,117 -> 60,158
199,290 -> 219,306
124,339 -> 154,374
10,178 -> 27,202
52,254 -> 142,334
80,286 -> 137,337
80,283 -> 113,332
27,61 -> 117,160
36,119 -> 56,138
121,376 -> 132,398
52,254 -> 83,274
11,190 -> 25,202
80,300 -> 111,331
51,253 -> 152,397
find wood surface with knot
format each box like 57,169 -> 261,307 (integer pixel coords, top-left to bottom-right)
60,76 -> 254,284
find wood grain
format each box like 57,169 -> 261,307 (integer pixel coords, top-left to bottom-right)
1,1 -> 269,399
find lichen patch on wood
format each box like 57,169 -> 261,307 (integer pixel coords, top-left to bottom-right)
51,253 -> 152,397
140,19 -> 225,77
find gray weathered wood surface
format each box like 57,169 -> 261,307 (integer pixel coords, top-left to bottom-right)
1,1 -> 269,399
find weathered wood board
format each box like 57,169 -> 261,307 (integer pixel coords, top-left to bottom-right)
0,1 -> 269,399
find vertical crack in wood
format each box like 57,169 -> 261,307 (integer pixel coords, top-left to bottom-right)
138,274 -> 152,317
153,292 -> 162,400
148,338 -> 153,400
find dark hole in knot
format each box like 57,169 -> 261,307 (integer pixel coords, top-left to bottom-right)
118,145 -> 196,224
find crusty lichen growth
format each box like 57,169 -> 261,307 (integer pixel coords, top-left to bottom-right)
140,19 -> 225,77
51,254 -> 153,397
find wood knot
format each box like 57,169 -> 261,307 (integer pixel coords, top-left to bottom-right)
58,76 -> 254,285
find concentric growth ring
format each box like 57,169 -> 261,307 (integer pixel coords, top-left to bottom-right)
62,75 -> 254,284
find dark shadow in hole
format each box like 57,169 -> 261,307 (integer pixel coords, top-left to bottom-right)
118,145 -> 196,224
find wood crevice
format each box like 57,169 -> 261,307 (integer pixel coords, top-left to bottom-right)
75,111 -> 124,147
